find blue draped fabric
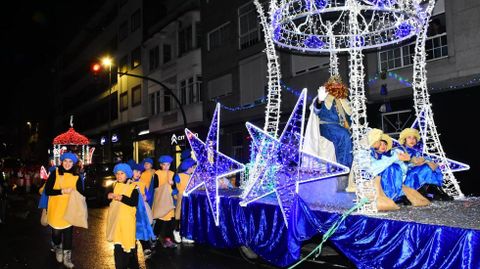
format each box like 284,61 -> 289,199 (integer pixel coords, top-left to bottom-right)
182,191 -> 480,268
146,180 -> 154,208
38,188 -> 48,209
313,101 -> 353,167
403,147 -> 444,190
136,195 -> 155,241
380,163 -> 405,201
371,150 -> 405,201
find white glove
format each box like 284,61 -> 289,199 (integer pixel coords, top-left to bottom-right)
317,86 -> 328,102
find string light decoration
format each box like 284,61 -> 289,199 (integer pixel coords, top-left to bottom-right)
183,104 -> 245,226
239,90 -> 350,227
52,116 -> 94,165
251,0 -> 441,214
407,1 -> 465,199
270,0 -> 425,53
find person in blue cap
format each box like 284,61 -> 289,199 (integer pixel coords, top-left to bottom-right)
129,163 -> 154,260
152,155 -> 177,248
106,163 -> 140,269
172,158 -> 196,244
140,158 -> 156,207
44,152 -> 84,268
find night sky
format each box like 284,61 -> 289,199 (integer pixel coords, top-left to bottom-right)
1,1 -> 104,125
0,1 -> 105,158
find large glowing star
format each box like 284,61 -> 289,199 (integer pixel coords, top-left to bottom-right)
392,108 -> 470,173
183,103 -> 245,226
240,90 -> 350,228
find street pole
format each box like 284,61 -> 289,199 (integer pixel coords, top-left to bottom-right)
117,71 -> 187,129
107,65 -> 112,163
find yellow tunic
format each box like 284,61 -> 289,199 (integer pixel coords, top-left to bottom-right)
131,180 -> 146,197
174,173 -> 190,220
47,169 -> 79,229
108,183 -> 137,252
140,169 -> 155,190
154,170 -> 175,221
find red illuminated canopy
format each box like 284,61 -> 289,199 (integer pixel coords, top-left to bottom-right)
53,127 -> 90,145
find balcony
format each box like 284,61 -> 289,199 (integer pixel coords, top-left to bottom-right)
149,102 -> 203,133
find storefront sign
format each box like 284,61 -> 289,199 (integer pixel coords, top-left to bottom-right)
171,132 -> 198,145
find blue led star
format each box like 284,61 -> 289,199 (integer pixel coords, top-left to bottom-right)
183,103 -> 245,226
392,108 -> 470,172
240,90 -> 350,228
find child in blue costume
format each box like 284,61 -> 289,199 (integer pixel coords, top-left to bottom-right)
172,158 -> 196,244
399,128 -> 452,201
367,129 -> 431,210
129,163 -> 155,260
369,131 -> 408,204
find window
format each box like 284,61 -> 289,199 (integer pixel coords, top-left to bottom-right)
180,80 -> 187,105
149,46 -> 159,71
120,92 -> 128,111
178,25 -> 193,56
208,22 -> 231,51
239,54 -> 267,105
163,44 -> 171,64
119,55 -> 128,75
179,77 -> 201,105
119,21 -> 128,41
131,9 -> 141,32
238,2 -> 261,49
378,33 -> 448,71
164,94 -> 171,112
131,85 -> 141,106
149,91 -> 161,115
187,77 -> 195,104
131,47 -> 141,69
378,14 -> 447,71
196,75 -> 202,102
208,73 -> 232,99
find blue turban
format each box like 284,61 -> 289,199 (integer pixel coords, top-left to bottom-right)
142,158 -> 154,165
178,158 -> 196,172
132,163 -> 145,173
158,155 -> 173,164
180,149 -> 192,161
60,152 -> 78,165
113,163 -> 133,178
126,159 -> 136,169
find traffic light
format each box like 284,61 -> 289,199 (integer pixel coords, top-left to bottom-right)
91,63 -> 102,81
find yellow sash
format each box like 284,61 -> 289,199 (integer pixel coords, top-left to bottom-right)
106,183 -> 137,252
47,169 -> 79,229
153,170 -> 175,220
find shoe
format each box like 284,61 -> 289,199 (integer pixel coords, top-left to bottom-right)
431,185 -> 453,201
173,230 -> 181,244
395,196 -> 411,206
143,249 -> 152,259
63,250 -> 74,268
181,237 -> 194,244
162,238 -> 177,248
54,245 -> 63,263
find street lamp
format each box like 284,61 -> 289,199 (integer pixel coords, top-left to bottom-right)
101,56 -> 113,163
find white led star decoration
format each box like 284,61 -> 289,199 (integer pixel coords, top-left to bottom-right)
183,104 -> 246,226
240,90 -> 350,227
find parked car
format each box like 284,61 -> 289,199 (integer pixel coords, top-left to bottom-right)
83,163 -> 116,206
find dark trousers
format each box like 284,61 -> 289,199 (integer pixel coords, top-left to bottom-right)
139,240 -> 150,251
154,219 -> 173,239
114,244 -> 139,269
51,226 -> 73,250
